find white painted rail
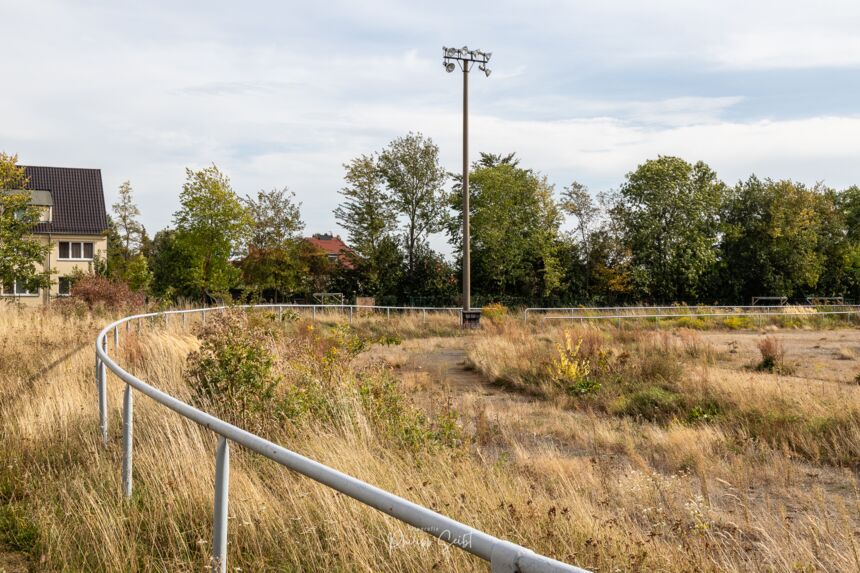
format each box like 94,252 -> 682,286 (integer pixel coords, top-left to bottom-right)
94,304 -> 589,573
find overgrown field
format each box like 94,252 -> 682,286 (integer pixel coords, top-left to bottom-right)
1,307 -> 860,572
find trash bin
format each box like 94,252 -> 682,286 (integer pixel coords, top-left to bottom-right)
461,310 -> 482,329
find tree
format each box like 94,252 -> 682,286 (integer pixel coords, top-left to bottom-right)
172,165 -> 251,300
718,177 -> 824,302
609,156 -> 725,302
244,187 -> 304,251
148,229 -> 192,299
240,187 -> 306,300
448,158 -> 563,300
112,181 -> 145,257
334,154 -> 396,295
560,181 -> 600,298
0,152 -> 51,295
378,133 -> 447,286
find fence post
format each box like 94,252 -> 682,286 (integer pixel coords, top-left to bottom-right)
212,436 -> 230,573
423,308 -> 426,324
387,308 -> 390,320
202,309 -> 206,324
349,306 -> 353,325
99,337 -> 108,445
278,306 -> 283,322
122,385 -> 133,497
114,326 -> 119,350
312,306 -> 316,322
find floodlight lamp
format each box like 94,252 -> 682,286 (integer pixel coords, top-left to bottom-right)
484,67 -> 492,77
445,62 -> 456,72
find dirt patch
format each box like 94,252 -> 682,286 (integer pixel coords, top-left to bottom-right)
700,328 -> 860,383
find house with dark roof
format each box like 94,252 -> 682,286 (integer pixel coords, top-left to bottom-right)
1,166 -> 108,305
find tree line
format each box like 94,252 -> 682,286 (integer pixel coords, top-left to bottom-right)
3,142 -> 860,307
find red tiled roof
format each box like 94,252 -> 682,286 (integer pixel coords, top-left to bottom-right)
305,233 -> 350,256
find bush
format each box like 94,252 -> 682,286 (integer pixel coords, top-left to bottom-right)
187,310 -> 283,432
756,336 -> 789,373
481,302 -> 509,321
548,331 -> 593,392
67,274 -> 145,311
723,316 -> 752,330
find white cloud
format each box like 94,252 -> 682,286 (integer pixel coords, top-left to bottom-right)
2,0 -> 860,254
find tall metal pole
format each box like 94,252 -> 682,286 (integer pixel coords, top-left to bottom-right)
462,65 -> 470,313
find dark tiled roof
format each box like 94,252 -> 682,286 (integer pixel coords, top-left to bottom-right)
23,166 -> 107,235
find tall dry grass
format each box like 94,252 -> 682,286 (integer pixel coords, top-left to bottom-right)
0,307 -> 859,571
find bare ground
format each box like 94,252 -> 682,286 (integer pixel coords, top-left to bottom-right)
698,328 -> 860,383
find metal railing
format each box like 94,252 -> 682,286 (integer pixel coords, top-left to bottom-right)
539,309 -> 860,326
524,304 -> 860,322
94,304 -> 589,573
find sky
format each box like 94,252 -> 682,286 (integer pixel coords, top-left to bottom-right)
3,1 -> 860,254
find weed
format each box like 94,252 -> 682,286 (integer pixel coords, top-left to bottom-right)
756,336 -> 789,373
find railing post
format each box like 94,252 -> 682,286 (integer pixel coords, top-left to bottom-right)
423,308 -> 426,324
122,384 -> 134,497
349,306 -> 353,325
114,326 -> 119,350
312,306 -> 316,322
202,309 -> 206,324
99,337 -> 108,445
212,436 -> 230,573
387,308 -> 390,320
278,306 -> 283,322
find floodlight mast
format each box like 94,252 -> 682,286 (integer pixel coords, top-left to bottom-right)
442,46 -> 491,326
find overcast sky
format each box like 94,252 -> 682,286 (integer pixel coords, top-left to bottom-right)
3,1 -> 860,253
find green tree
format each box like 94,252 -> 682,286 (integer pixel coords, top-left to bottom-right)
334,154 -> 396,296
609,156 -> 725,302
718,177 -> 824,301
148,229 -> 191,299
244,187 -> 304,251
112,181 -> 145,257
448,157 -> 563,300
240,187 -> 306,300
560,181 -> 599,299
378,133 -> 447,287
172,165 -> 251,300
0,153 -> 51,295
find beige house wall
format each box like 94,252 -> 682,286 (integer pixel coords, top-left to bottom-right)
1,234 -> 108,307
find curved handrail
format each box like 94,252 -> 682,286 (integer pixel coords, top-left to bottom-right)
95,305 -> 589,573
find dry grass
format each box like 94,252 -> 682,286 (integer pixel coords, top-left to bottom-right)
1,307 -> 860,571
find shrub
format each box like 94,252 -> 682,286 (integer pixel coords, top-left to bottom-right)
611,386 -> 683,422
723,316 -> 752,330
756,336 -> 788,373
548,331 -> 592,391
187,310 -> 282,432
481,302 -> 509,321
67,273 -> 145,311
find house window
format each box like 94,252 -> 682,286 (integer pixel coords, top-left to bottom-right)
58,241 -> 94,260
0,280 -> 38,297
58,277 -> 71,296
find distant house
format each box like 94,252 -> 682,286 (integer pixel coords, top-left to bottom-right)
1,166 -> 108,305
304,233 -> 354,267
